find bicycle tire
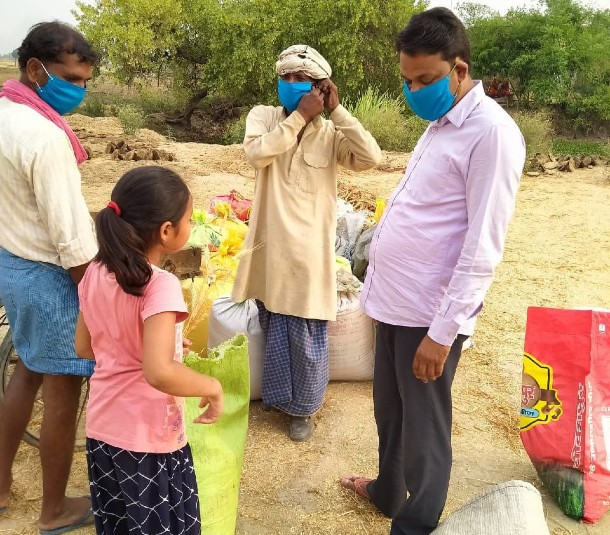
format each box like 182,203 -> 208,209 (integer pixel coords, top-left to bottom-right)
0,329 -> 89,450
0,329 -> 42,447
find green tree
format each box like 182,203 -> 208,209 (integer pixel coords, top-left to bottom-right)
463,0 -> 610,123
74,0 -> 425,109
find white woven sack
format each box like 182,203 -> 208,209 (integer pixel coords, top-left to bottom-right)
432,480 -> 550,535
328,272 -> 374,381
207,296 -> 264,400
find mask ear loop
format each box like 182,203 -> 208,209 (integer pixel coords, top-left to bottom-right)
34,60 -> 52,91
449,62 -> 461,100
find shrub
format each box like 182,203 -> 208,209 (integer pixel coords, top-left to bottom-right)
346,88 -> 427,152
552,139 -> 610,159
511,110 -> 553,168
117,105 -> 145,136
77,96 -> 106,117
224,113 -> 247,145
135,87 -> 184,116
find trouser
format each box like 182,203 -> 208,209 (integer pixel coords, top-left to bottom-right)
368,323 -> 466,535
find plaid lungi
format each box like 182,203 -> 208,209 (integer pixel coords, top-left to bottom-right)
256,301 -> 329,416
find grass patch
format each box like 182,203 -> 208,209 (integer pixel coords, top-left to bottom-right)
551,139 -> 610,158
78,96 -> 106,117
346,88 -> 427,152
224,113 -> 247,145
511,110 -> 554,169
117,105 -> 145,136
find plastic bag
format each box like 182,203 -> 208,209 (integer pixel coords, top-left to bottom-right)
188,209 -> 222,250
352,224 -> 377,281
208,296 -> 264,400
209,190 -> 252,222
184,335 -> 250,535
373,197 -> 386,223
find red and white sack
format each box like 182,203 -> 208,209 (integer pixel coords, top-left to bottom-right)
520,307 -> 610,523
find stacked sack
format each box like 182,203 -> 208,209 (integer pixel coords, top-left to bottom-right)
328,268 -> 375,381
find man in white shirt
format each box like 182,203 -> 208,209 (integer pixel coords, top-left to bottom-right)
0,22 -> 98,534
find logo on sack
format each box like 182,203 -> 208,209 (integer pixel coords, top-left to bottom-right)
520,353 -> 563,431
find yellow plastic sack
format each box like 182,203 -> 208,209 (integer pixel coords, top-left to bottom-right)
373,198 -> 386,223
208,203 -> 248,241
182,276 -> 234,354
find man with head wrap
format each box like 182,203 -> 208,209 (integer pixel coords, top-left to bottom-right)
232,45 -> 381,441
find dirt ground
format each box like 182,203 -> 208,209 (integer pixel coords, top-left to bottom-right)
1,114 -> 610,535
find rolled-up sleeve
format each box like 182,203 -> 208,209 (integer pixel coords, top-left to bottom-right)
331,105 -> 382,171
428,123 -> 525,346
30,134 -> 97,269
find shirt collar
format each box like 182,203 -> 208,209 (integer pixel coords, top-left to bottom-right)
282,108 -> 323,129
437,80 -> 484,128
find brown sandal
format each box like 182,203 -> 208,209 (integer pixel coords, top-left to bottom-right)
340,474 -> 373,501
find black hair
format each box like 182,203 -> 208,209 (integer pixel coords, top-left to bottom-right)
17,21 -> 99,71
396,8 -> 471,67
95,166 -> 191,296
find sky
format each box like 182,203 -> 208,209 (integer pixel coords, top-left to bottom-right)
2,0 -> 610,54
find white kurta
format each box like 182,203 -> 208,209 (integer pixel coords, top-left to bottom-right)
232,104 -> 382,321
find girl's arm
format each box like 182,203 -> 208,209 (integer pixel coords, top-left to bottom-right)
142,312 -> 223,424
75,312 -> 95,360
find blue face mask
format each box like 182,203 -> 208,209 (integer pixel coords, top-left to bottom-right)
35,61 -> 87,115
403,64 -> 459,122
278,78 -> 313,113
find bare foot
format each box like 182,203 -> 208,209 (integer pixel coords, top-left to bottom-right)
38,496 -> 94,531
0,474 -> 13,510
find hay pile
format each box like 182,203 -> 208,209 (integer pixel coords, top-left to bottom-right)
337,181 -> 378,212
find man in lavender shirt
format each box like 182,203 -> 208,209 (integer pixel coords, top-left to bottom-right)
340,8 -> 526,535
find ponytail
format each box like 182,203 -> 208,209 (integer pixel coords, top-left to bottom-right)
94,166 -> 190,296
95,207 -> 152,296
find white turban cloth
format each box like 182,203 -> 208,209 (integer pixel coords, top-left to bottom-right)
275,45 -> 332,80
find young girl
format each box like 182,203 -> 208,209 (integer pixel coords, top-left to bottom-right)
75,166 -> 223,535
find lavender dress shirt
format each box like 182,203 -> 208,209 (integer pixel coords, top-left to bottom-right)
361,82 -> 526,346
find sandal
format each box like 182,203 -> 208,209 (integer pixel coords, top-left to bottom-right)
340,474 -> 373,502
39,503 -> 95,535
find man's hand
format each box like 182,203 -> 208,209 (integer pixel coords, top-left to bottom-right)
317,79 -> 339,112
297,87 -> 325,123
182,337 -> 192,356
413,335 -> 451,383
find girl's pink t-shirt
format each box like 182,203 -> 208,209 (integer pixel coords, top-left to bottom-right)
79,262 -> 189,454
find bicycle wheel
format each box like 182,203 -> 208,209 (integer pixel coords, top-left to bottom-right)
0,328 -> 89,450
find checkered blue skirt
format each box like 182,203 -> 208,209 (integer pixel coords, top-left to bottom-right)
0,248 -> 93,376
86,439 -> 201,535
256,301 -> 329,416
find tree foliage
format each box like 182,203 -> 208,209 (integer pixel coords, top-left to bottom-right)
74,0 -> 425,105
460,0 -> 610,122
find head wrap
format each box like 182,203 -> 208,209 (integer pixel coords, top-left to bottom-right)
275,45 -> 332,80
